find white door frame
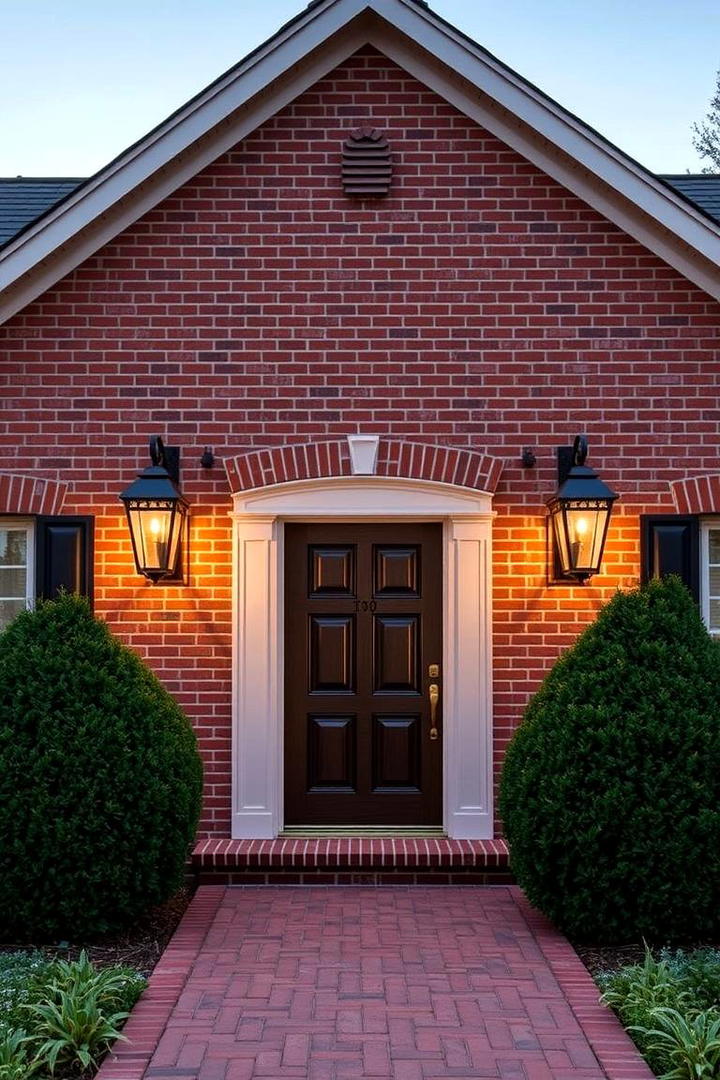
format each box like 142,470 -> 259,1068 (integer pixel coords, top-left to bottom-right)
231,475 -> 494,839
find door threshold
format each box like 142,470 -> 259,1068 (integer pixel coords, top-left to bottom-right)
281,826 -> 446,837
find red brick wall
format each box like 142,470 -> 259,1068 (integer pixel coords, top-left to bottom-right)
1,47 -> 719,835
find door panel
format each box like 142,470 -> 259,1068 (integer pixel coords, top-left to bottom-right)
309,616 -> 355,693
310,546 -> 355,595
372,715 -> 421,792
373,615 -> 420,693
307,716 -> 356,791
374,546 -> 419,595
285,522 -> 442,826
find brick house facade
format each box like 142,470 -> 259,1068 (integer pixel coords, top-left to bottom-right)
2,0 -> 720,861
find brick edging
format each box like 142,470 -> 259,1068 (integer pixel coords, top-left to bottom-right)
94,886 -> 226,1080
512,888 -> 655,1080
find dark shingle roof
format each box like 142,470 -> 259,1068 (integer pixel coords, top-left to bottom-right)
659,174 -> 720,226
2,174 -> 720,251
0,178 -> 84,246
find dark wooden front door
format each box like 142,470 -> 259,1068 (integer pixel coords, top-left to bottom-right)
284,523 -> 443,827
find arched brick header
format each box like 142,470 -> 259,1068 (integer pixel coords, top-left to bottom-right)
224,439 -> 503,495
670,475 -> 720,515
0,473 -> 68,516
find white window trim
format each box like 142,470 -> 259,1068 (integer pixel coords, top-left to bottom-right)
0,517 -> 35,627
700,519 -> 720,634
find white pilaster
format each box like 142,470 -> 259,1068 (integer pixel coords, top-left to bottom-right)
445,518 -> 494,838
232,516 -> 279,838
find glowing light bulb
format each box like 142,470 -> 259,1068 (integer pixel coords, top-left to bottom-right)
148,516 -> 166,567
575,517 -> 588,537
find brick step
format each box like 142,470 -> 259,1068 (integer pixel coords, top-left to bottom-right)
192,837 -> 511,885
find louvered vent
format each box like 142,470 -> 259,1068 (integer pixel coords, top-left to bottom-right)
341,128 -> 392,197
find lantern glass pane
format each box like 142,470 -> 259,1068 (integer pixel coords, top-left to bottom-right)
166,504 -> 184,575
550,505 -> 571,574
549,495 -> 614,579
140,508 -> 173,572
565,505 -> 609,572
124,499 -> 181,576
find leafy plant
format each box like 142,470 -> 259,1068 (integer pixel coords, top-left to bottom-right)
0,1029 -> 36,1080
0,593 -> 203,937
599,946 -> 686,1018
629,1007 -> 720,1080
598,946 -> 692,1075
44,952 -> 145,1014
0,951 -> 145,1078
17,952 -> 145,1076
599,946 -> 720,1077
499,577 -> 720,942
22,989 -> 129,1074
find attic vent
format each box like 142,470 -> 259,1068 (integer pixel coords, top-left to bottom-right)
341,128 -> 392,197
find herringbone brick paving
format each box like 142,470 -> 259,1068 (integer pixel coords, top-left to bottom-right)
131,887 -> 645,1079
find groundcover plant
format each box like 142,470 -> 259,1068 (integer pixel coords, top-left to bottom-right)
598,946 -> 720,1078
0,950 -> 145,1079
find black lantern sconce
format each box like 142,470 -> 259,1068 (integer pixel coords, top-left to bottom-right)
119,436 -> 189,583
547,435 -> 618,584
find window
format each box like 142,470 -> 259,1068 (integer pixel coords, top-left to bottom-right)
701,521 -> 720,634
0,519 -> 34,632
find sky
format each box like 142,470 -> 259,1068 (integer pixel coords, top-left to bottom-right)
1,0 -> 719,178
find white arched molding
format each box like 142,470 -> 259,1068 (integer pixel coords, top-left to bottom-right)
231,476 -> 494,839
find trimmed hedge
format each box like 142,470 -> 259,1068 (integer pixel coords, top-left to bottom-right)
499,577 -> 720,943
0,594 -> 203,938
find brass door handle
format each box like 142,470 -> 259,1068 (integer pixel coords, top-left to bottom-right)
429,682 -> 440,740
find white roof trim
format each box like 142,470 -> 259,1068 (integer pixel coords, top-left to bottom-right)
374,21 -> 720,298
3,0 -> 720,322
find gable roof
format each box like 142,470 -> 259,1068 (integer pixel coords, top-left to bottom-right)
0,178 -> 85,246
3,0 -> 720,322
658,175 -> 720,226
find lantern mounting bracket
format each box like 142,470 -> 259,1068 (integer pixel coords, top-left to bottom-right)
557,434 -> 588,485
149,435 -> 180,484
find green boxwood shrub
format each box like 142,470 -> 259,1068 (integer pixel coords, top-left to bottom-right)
499,577 -> 720,943
0,594 -> 203,939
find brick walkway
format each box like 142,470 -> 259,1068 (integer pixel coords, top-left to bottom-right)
99,886 -> 653,1080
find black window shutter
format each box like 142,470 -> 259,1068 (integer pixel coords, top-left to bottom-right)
35,516 -> 94,605
640,515 -> 699,602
